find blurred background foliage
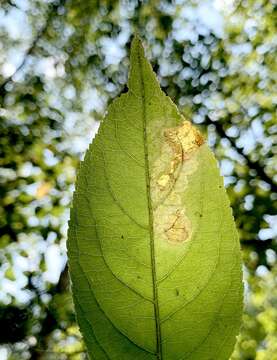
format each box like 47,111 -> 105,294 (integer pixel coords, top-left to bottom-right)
0,0 -> 276,359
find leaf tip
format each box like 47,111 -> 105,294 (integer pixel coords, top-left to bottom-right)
128,35 -> 145,90
130,34 -> 144,53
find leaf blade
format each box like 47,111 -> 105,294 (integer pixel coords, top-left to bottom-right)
68,36 -> 243,360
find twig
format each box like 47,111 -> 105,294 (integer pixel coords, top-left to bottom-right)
207,118 -> 277,192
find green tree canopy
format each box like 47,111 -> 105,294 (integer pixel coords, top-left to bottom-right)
0,0 -> 276,359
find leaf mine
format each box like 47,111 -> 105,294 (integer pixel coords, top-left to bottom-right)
151,119 -> 204,245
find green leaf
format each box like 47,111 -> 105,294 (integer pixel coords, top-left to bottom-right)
67,36 -> 243,360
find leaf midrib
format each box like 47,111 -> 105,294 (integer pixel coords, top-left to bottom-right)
137,45 -> 162,360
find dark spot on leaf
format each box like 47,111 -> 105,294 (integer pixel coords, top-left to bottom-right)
175,289 -> 179,296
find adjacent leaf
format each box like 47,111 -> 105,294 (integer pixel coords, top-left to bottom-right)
67,36 -> 243,360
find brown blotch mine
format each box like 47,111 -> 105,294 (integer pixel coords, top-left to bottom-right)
165,210 -> 189,243
152,119 -> 204,245
157,120 -> 204,191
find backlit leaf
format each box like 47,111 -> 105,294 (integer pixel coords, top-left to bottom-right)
67,36 -> 243,360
